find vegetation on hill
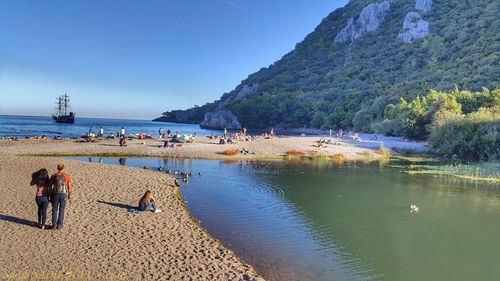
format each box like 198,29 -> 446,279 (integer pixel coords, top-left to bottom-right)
158,0 -> 500,154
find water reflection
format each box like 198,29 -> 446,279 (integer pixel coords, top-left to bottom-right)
118,158 -> 126,166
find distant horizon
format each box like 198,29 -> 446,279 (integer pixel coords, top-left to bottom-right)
0,113 -> 158,122
0,0 -> 348,119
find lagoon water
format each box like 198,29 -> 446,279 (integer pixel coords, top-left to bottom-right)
74,157 -> 500,281
0,115 -> 218,138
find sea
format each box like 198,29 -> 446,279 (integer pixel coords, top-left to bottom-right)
0,115 -> 220,138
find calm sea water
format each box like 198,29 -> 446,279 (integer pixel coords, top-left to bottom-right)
0,115 -> 219,138
74,157 -> 500,281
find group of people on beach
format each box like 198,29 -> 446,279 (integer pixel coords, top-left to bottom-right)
32,163 -> 162,229
158,128 -> 172,139
31,164 -> 73,229
335,129 -> 361,141
210,127 -> 261,144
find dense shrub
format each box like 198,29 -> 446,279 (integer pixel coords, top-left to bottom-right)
377,90 -> 462,140
428,106 -> 500,161
286,150 -> 306,156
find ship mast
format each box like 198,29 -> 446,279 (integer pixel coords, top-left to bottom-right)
64,93 -> 69,116
58,96 -> 63,116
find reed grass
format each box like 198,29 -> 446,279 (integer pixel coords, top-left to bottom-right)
403,161 -> 500,183
329,153 -> 345,161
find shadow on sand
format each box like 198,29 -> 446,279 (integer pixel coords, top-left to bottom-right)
96,200 -> 136,210
98,144 -> 121,147
0,214 -> 39,228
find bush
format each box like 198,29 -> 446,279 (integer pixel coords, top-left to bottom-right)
286,150 -> 306,156
428,106 -> 500,161
223,149 -> 239,156
378,90 -> 462,140
329,153 -> 345,161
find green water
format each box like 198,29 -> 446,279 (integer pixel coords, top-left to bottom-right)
76,158 -> 500,281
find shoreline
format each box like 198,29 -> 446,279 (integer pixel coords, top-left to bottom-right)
0,135 -> 419,161
0,135 -> 426,280
0,142 -> 262,281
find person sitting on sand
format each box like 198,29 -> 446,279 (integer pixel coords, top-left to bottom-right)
138,190 -> 162,213
316,138 -> 327,148
31,168 -> 51,229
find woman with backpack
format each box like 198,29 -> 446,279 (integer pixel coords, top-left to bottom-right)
30,168 -> 51,229
50,164 -> 73,229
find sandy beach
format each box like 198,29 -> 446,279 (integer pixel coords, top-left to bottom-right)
0,135 -> 401,160
0,136 -> 422,281
0,145 -> 260,280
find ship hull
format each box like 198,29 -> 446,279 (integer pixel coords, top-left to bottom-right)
52,114 -> 75,123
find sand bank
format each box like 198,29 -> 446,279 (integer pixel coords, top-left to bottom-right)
0,135 -> 400,161
0,151 -> 259,280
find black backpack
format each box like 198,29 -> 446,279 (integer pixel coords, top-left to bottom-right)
52,174 -> 68,194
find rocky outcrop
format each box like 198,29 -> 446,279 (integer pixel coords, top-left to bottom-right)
398,12 -> 429,43
398,0 -> 432,44
415,0 -> 432,12
200,110 -> 242,130
334,0 -> 394,43
198,84 -> 257,129
234,84 -> 257,102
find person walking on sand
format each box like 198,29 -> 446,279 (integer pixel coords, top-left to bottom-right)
98,127 -> 104,138
30,169 -> 51,229
120,127 -> 125,138
50,164 -> 73,229
159,128 -> 163,139
223,128 -> 227,138
138,190 -> 162,213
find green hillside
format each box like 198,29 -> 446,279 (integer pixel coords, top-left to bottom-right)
157,0 -> 499,133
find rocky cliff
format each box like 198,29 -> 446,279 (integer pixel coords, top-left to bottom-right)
199,84 -> 257,129
398,0 -> 432,43
398,11 -> 429,43
334,0 -> 394,43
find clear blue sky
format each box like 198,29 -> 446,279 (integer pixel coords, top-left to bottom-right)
0,0 -> 347,119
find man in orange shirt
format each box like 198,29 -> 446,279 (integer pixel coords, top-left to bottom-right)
50,164 -> 73,229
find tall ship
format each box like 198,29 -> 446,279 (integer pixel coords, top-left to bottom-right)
52,93 -> 75,123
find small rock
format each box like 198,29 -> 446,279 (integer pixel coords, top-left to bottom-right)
415,0 -> 432,12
